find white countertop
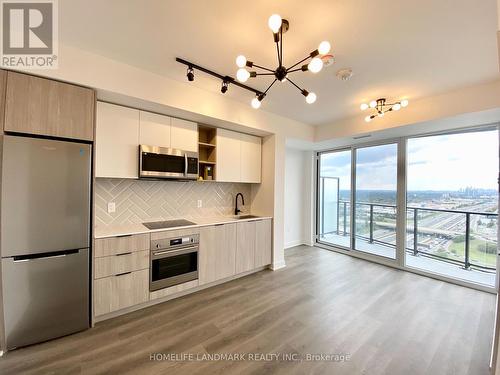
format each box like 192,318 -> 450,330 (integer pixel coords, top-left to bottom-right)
94,215 -> 273,239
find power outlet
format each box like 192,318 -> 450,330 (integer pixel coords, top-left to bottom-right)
197,199 -> 202,208
107,202 -> 116,214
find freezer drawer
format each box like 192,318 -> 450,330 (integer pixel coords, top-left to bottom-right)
2,249 -> 90,349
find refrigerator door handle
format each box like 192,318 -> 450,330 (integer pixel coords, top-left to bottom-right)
14,254 -> 67,262
12,249 -> 81,262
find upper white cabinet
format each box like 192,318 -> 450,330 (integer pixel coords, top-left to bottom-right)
216,129 -> 262,183
96,102 -> 139,179
216,129 -> 241,182
171,118 -> 198,152
95,102 -> 260,182
138,113 -> 197,151
139,111 -> 171,148
240,133 -> 262,183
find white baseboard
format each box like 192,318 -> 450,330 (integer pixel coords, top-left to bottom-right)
270,260 -> 286,270
284,239 -> 311,249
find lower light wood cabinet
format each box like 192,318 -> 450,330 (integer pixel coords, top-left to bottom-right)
236,221 -> 256,273
255,219 -> 272,267
92,219 -> 271,319
94,269 -> 149,316
236,219 -> 272,273
199,223 -> 236,285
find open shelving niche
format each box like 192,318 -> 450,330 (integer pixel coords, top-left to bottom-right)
198,125 -> 217,181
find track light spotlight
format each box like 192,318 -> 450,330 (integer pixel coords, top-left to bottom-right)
221,81 -> 229,94
187,67 -> 194,81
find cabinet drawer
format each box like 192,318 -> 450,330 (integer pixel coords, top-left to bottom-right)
94,250 -> 149,279
150,280 -> 198,301
94,234 -> 150,258
94,269 -> 149,316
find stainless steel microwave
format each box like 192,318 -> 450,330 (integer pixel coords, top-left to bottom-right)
139,145 -> 198,180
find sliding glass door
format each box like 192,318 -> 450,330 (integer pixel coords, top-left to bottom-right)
405,128 -> 498,286
353,143 -> 398,259
318,150 -> 352,248
316,125 -> 498,288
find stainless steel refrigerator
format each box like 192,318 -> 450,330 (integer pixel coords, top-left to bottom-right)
1,135 -> 91,350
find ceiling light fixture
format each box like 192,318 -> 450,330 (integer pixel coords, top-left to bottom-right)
176,58 -> 265,99
251,93 -> 266,109
176,14 -> 332,109
234,14 -> 331,107
361,98 -> 409,122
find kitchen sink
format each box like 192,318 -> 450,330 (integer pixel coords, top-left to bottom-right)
234,215 -> 260,220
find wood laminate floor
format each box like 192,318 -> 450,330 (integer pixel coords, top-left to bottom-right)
0,245 -> 496,375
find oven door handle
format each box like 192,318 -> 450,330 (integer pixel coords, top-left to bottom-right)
152,246 -> 198,258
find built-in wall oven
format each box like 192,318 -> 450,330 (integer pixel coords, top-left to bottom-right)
150,234 -> 199,291
139,145 -> 198,180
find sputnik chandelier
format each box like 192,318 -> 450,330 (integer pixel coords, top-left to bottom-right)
360,98 -> 409,122
235,14 -> 331,109
175,14 -> 331,109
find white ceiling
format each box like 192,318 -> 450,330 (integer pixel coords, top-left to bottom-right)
60,0 -> 499,125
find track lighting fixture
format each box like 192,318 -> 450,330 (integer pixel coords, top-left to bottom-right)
176,57 -> 265,101
186,66 -> 194,82
361,98 -> 409,122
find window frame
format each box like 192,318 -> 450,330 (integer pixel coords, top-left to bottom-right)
314,123 -> 499,292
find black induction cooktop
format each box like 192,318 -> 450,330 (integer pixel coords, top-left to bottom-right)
142,219 -> 196,230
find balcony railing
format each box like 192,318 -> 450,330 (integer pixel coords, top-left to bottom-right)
319,200 -> 498,272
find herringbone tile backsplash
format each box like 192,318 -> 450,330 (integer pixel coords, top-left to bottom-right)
95,179 -> 252,226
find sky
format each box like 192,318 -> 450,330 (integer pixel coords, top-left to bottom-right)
320,129 -> 498,191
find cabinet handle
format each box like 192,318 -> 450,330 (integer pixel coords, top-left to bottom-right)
214,224 -> 224,227
115,272 -> 132,277
116,252 -> 132,256
116,234 -> 132,238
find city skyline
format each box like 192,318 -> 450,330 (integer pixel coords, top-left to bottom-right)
320,129 -> 499,191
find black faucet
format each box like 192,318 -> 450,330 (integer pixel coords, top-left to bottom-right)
235,193 -> 245,215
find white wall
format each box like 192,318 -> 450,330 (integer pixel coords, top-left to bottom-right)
284,148 -> 314,249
